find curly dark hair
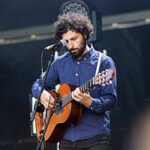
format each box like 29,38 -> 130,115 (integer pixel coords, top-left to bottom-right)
54,12 -> 93,41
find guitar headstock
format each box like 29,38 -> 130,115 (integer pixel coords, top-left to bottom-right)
95,68 -> 115,85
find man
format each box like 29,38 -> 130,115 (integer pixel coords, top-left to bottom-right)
32,12 -> 117,150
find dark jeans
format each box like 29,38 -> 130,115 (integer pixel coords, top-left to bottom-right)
59,134 -> 112,150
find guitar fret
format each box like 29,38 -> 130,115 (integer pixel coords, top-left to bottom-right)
86,81 -> 88,89
90,78 -> 92,87
82,84 -> 84,92
93,78 -> 94,85
79,85 -> 83,92
85,82 -> 87,90
88,80 -> 91,88
82,85 -> 84,92
84,83 -> 86,91
92,78 -> 94,86
87,81 -> 89,89
89,79 -> 91,87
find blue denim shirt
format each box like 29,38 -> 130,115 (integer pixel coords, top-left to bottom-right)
32,44 -> 117,141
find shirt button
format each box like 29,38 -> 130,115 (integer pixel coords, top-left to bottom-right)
77,61 -> 80,64
75,73 -> 79,76
84,58 -> 86,60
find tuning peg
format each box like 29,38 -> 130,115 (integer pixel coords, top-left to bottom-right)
102,83 -> 105,86
106,82 -> 109,85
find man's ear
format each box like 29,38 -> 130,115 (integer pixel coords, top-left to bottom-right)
83,34 -> 87,40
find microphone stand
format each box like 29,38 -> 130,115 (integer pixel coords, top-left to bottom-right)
30,48 -> 56,150
36,92 -> 61,150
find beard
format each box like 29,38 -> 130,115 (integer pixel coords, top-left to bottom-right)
69,38 -> 86,59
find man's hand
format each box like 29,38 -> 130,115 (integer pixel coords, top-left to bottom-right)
72,88 -> 92,107
40,90 -> 55,109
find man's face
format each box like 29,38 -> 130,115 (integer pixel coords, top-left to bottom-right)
62,30 -> 86,59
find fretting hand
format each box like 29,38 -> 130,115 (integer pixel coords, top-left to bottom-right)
72,88 -> 92,107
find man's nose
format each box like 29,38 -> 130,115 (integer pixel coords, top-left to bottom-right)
67,41 -> 74,49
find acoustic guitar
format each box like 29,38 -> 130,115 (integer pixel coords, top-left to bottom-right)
35,68 -> 115,143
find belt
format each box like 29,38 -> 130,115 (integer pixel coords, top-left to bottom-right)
59,134 -> 112,148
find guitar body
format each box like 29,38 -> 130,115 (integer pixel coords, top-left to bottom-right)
35,83 -> 82,143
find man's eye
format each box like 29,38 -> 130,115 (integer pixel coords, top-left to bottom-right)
73,38 -> 77,41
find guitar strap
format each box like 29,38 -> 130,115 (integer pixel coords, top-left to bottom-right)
95,51 -> 102,76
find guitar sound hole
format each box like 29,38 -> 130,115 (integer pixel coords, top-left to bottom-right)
54,104 -> 64,115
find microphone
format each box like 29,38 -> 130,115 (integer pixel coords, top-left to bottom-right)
44,39 -> 67,51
